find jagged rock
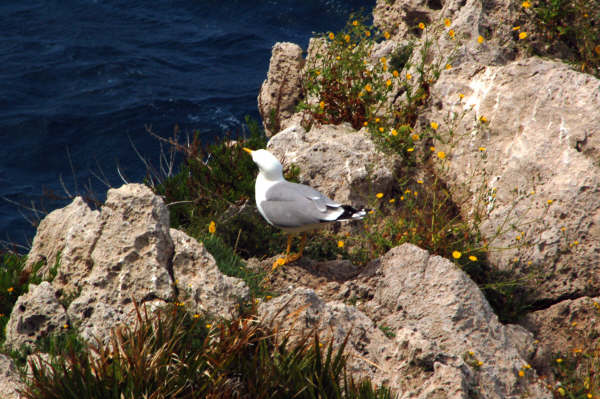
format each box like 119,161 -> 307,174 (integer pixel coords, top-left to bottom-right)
170,228 -> 248,317
257,244 -> 551,398
267,124 -> 400,206
13,183 -> 249,345
521,296 -> 600,375
257,42 -> 305,136
4,281 -> 68,351
0,354 -> 23,399
25,197 -> 100,281
373,0 -> 522,67
65,184 -> 175,343
427,58 -> 600,302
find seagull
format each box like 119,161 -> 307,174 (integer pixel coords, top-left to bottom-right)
243,148 -> 366,269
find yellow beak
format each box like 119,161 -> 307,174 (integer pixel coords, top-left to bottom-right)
242,147 -> 253,154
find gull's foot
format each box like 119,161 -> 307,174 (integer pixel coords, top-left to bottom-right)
271,252 -> 303,271
272,257 -> 286,271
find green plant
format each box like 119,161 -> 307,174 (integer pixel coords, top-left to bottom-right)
519,0 -> 600,76
21,303 -> 392,399
0,252 -> 46,345
199,232 -> 272,298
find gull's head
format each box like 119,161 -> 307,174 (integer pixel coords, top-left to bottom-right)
243,148 -> 283,180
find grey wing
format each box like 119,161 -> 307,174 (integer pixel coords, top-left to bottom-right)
261,182 -> 342,227
266,181 -> 340,212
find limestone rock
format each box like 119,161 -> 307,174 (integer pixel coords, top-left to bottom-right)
521,296 -> 600,374
427,58 -> 600,302
65,183 -> 175,343
257,244 -> 551,398
267,124 -> 399,206
170,228 -> 248,317
258,42 -> 305,136
4,281 -> 68,351
373,0 -> 521,67
25,197 -> 100,280
0,354 -> 23,399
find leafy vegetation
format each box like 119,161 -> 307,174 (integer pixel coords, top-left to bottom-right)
0,252 -> 48,345
21,303 -> 391,399
518,0 -> 600,76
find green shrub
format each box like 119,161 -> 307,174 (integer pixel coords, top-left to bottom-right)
519,0 -> 600,76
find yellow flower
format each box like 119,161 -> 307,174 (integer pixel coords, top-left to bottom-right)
206,323 -> 212,329
63,324 -> 69,329
512,26 -> 521,31
477,35 -> 484,44
469,255 -> 478,261
452,251 -> 462,259
352,20 -> 358,26
386,79 -> 392,87
407,148 -> 414,152
418,22 -> 425,30
571,321 -> 577,327
375,118 -> 380,123
413,191 -> 418,196
319,101 -> 325,109
384,31 -> 391,40
266,295 -> 272,300
557,387 -> 566,396
547,199 -> 553,205
521,1 -> 531,8
193,313 -> 200,319
587,394 -> 592,399
363,121 -> 368,126
479,147 -> 486,151
380,57 -> 387,65
518,370 -> 525,377
417,180 -> 423,184
406,73 -> 412,80
391,129 -> 398,136
458,93 -> 465,99
314,70 -> 320,75
430,146 -> 436,152
596,45 -> 600,55
328,32 -> 335,40
556,358 -> 563,363
411,133 -> 420,140
379,127 -> 384,132
437,151 -> 446,159
445,64 -> 452,70
477,360 -> 483,366
344,34 -> 350,42
365,84 -> 372,92
573,240 -> 579,245
376,192 -> 384,199
430,121 -> 439,130
444,18 -> 451,27
365,30 -> 371,37
393,70 -> 399,77
519,31 -> 528,39
389,199 -> 395,203
400,196 -> 404,200
525,364 -> 531,369
516,235 -> 521,241
448,29 -> 455,38
336,55 -> 341,60
208,221 -> 216,234
480,116 -> 488,123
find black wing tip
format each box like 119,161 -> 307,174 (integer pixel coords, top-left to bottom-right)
337,205 -> 368,221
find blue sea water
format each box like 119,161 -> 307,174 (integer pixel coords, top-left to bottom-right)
0,0 -> 373,250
